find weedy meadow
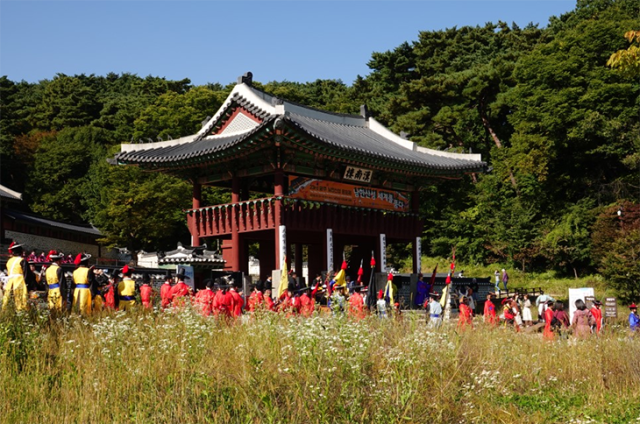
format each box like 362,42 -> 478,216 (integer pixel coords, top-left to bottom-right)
0,305 -> 638,424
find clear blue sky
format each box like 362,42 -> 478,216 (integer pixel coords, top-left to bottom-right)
1,1 -> 576,86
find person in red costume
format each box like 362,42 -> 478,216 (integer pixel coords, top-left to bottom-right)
140,274 -> 153,309
298,282 -> 322,317
277,288 -> 298,317
247,284 -> 264,312
348,285 -> 366,320
160,275 -> 173,309
502,297 -> 519,332
263,289 -> 275,311
169,270 -> 191,307
229,284 -> 244,317
218,284 -> 234,319
103,275 -> 117,310
194,279 -> 216,316
543,300 -> 556,340
483,293 -> 497,325
457,296 -> 473,329
590,300 -> 603,334
211,280 -> 224,316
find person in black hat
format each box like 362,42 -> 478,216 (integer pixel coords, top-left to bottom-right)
72,253 -> 95,315
194,279 -> 215,316
590,300 -> 603,334
427,292 -> 443,328
117,265 -> 137,311
169,270 -> 191,307
263,275 -> 273,292
44,250 -> 67,312
247,283 -> 264,312
160,274 -> 173,309
3,241 -> 35,311
140,273 -> 153,310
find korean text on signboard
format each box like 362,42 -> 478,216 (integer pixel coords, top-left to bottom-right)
343,166 -> 372,183
288,176 -> 409,212
605,297 -> 617,318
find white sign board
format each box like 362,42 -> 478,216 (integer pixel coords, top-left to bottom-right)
278,225 -> 287,268
379,233 -> 387,272
326,228 -> 333,272
568,287 -> 595,323
176,265 -> 195,290
415,237 -> 421,274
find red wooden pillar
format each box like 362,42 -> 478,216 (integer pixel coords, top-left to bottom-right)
192,182 -> 202,247
230,176 -> 241,271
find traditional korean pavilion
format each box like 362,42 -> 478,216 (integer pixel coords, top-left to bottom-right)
114,73 -> 486,285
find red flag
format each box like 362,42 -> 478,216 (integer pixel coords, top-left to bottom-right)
429,265 -> 438,286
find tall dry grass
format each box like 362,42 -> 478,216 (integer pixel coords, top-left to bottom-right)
0,304 -> 638,424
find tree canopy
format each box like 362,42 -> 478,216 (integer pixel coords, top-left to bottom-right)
1,0 -> 638,295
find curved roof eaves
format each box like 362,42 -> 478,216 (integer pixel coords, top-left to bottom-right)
286,113 -> 485,172
118,119 -> 273,165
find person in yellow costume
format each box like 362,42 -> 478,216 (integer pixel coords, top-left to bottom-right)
45,250 -> 67,312
3,241 -> 35,311
72,253 -> 95,315
117,265 -> 137,311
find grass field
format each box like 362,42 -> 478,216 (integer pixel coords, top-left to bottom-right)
1,302 -> 638,424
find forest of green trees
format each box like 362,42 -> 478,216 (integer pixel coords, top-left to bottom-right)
1,0 -> 638,295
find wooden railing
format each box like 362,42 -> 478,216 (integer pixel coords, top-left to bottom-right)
187,197 -> 422,239
187,197 -> 280,238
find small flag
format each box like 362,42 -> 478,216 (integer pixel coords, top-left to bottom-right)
277,255 -> 288,299
366,251 -> 377,310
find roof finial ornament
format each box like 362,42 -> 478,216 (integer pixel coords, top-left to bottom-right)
360,104 -> 370,120
400,131 -> 409,140
238,72 -> 253,86
201,116 -> 211,128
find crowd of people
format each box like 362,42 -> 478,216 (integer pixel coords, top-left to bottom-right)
2,241 -> 639,337
0,242 -> 383,320
436,289 -> 639,339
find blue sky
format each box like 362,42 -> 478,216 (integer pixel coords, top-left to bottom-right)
1,1 -> 576,86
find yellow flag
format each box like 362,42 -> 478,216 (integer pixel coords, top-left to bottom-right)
384,278 -> 395,305
440,285 -> 449,308
333,268 -> 346,289
277,255 -> 288,299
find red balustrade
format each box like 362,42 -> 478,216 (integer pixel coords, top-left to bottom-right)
186,197 -> 422,239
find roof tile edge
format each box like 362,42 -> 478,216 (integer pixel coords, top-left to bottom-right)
120,135 -> 197,153
368,117 -> 482,162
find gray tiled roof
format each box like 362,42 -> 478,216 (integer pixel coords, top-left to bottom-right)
116,128 -> 265,165
4,209 -> 102,236
115,82 -> 486,174
286,112 -> 483,172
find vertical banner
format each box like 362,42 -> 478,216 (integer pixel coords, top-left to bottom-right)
278,225 -> 287,269
415,236 -> 422,274
176,265 -> 195,290
326,228 -> 334,272
379,233 -> 387,272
